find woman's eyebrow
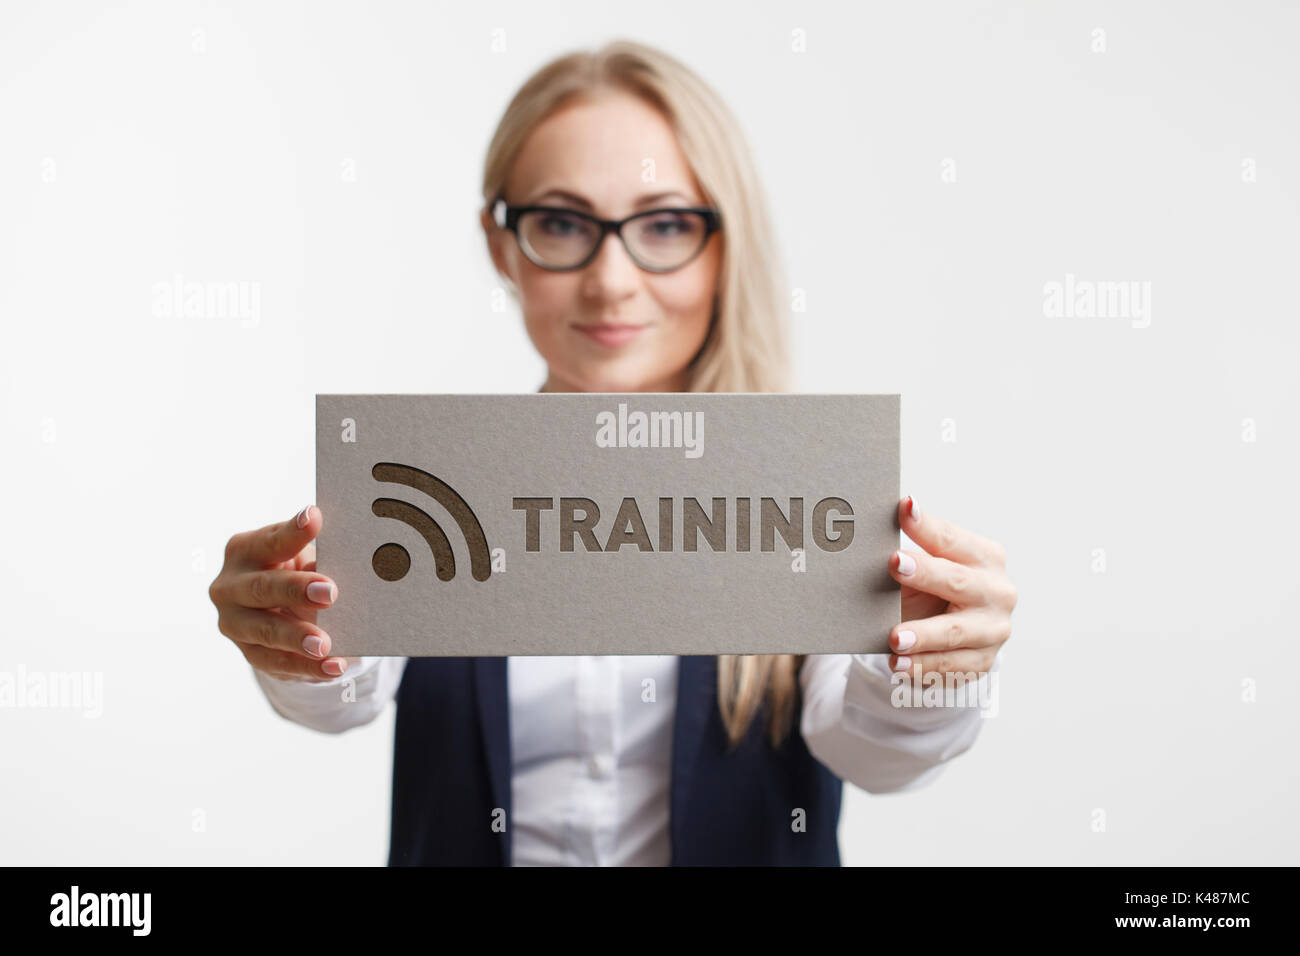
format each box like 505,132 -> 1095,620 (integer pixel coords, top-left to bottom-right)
525,188 -> 592,208
525,188 -> 698,210
633,190 -> 695,207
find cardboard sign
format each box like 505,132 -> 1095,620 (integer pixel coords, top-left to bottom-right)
315,394 -> 900,656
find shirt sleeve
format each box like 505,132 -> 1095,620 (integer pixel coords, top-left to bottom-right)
798,646 -> 1002,794
252,656 -> 408,734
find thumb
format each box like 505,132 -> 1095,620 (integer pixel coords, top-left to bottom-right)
241,505 -> 322,568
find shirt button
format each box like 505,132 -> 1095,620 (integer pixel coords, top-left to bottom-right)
588,754 -> 612,779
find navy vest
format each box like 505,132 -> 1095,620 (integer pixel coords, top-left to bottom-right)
388,656 -> 843,865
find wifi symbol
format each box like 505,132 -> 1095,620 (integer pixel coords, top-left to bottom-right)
370,462 -> 492,583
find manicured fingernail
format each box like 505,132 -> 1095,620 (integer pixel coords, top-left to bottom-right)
295,505 -> 313,529
895,629 -> 916,651
895,551 -> 916,576
908,496 -> 921,521
307,581 -> 336,605
893,655 -> 912,672
302,634 -> 327,658
322,659 -> 345,677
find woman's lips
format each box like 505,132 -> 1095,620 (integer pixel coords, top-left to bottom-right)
572,323 -> 648,348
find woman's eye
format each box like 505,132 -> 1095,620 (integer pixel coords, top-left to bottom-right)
640,214 -> 693,238
539,214 -> 581,235
651,216 -> 687,234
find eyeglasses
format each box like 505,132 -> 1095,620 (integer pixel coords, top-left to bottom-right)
491,197 -> 722,273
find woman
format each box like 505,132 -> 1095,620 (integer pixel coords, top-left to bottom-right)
208,40 -> 1017,866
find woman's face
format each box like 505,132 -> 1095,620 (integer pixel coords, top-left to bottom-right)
482,89 -> 721,393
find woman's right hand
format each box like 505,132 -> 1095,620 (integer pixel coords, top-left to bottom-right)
209,505 -> 357,681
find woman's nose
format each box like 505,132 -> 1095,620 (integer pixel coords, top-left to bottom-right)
581,231 -> 642,299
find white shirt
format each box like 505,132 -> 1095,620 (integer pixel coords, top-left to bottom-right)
507,655 -> 677,865
253,649 -> 1000,865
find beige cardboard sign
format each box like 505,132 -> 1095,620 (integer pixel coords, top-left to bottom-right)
315,394 -> 900,656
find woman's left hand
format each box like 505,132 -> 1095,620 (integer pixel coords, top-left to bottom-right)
886,496 -> 1017,683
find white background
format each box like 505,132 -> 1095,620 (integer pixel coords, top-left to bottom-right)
1,0 -> 1296,864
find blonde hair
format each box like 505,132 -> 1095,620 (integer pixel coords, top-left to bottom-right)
481,40 -> 801,749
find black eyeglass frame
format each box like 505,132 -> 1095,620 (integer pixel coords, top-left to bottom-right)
490,197 -> 723,274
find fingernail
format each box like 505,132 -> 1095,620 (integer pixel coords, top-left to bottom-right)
322,659 -> 345,677
307,581 -> 337,605
893,655 -> 912,672
302,634 -> 327,658
295,505 -> 313,529
895,551 -> 916,576
908,496 -> 921,521
895,629 -> 916,651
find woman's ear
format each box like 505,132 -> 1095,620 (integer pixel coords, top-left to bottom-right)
480,207 -> 518,296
